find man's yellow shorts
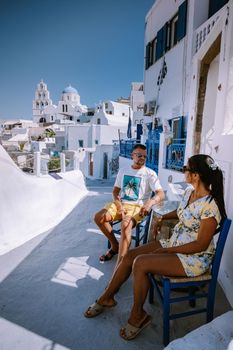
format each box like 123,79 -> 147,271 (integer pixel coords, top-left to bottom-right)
104,202 -> 143,224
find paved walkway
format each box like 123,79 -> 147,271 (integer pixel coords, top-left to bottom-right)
0,179 -> 231,350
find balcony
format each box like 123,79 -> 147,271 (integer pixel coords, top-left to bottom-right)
166,138 -> 186,171
194,6 -> 225,53
119,132 -> 185,174
146,129 -> 160,173
119,139 -> 139,158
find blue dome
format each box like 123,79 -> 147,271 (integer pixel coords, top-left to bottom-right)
62,85 -> 78,94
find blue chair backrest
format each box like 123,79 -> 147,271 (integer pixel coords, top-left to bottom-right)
211,218 -> 231,283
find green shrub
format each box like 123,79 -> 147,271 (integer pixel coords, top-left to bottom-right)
48,158 -> 60,171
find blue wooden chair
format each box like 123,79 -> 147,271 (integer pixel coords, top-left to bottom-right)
107,210 -> 152,249
148,218 -> 232,346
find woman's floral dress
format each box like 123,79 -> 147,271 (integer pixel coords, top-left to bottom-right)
159,186 -> 221,277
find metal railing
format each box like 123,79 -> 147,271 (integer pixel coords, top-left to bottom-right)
146,130 -> 160,173
119,139 -> 139,158
119,133 -> 186,173
166,138 -> 186,171
119,130 -> 161,173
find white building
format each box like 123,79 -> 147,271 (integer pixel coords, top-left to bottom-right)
1,119 -> 37,151
66,121 -> 128,179
142,0 -> 233,305
91,101 -> 131,127
130,82 -> 145,125
33,81 -> 89,124
32,80 -> 53,123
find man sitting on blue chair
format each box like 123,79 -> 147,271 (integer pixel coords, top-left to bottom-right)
94,143 -> 165,264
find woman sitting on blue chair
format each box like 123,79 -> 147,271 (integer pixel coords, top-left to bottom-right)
84,154 -> 227,340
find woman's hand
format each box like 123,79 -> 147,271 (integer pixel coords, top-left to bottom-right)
153,215 -> 163,240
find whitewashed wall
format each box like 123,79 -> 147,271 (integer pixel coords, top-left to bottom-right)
185,1 -> 233,306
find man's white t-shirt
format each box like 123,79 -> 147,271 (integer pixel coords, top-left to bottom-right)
114,165 -> 162,206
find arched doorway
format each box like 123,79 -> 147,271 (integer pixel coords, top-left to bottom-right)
194,34 -> 221,154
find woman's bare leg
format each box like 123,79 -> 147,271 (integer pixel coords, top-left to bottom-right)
115,217 -> 134,266
97,241 -> 162,306
127,253 -> 186,326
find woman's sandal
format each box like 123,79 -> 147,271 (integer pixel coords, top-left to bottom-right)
120,314 -> 152,340
99,248 -> 118,262
84,300 -> 117,318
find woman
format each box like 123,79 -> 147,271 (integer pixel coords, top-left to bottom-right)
84,154 -> 227,340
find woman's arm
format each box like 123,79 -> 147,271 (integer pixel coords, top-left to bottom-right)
156,217 -> 217,254
161,209 -> 178,221
153,209 -> 178,238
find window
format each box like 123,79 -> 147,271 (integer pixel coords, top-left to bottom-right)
77,119 -> 80,122
177,0 -> 187,41
66,105 -> 68,112
170,14 -> 178,47
122,113 -> 125,116
62,105 -> 65,112
78,140 -> 84,147
145,40 -> 156,69
145,0 -> 187,66
145,42 -> 151,69
150,38 -> 156,65
51,116 -> 53,121
95,140 -> 98,145
166,22 -> 171,51
156,23 -> 169,60
109,111 -> 112,115
97,118 -> 101,124
209,0 -> 228,17
105,103 -> 108,109
171,116 -> 185,139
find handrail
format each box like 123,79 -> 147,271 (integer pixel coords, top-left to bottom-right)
194,6 -> 225,53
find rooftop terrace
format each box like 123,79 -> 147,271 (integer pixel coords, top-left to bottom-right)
0,178 -> 231,349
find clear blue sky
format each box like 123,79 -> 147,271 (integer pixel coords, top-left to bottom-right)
0,0 -> 155,120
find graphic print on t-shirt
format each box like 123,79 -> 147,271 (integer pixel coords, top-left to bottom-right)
121,175 -> 141,201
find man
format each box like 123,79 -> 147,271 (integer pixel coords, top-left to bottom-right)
94,143 -> 164,263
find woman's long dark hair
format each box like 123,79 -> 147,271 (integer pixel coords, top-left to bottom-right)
188,154 -> 227,219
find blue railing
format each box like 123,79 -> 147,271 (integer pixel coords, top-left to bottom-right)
119,139 -> 138,158
119,130 -> 160,174
119,134 -> 186,174
166,138 -> 186,171
146,130 -> 160,173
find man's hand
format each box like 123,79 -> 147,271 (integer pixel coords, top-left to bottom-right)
115,199 -> 125,218
139,204 -> 151,217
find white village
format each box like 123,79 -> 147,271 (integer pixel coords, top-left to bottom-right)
0,0 -> 233,349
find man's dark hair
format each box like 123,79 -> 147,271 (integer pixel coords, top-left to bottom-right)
132,143 -> 147,151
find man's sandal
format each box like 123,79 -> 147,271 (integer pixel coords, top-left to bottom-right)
120,314 -> 152,340
84,300 -> 117,318
99,248 -> 118,262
